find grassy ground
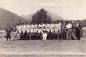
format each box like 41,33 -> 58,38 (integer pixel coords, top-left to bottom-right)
0,37 -> 86,57
0,54 -> 85,57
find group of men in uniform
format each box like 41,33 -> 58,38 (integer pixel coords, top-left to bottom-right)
16,23 -> 61,40
5,21 -> 82,41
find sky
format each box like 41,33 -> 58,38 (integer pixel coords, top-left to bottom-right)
0,0 -> 86,20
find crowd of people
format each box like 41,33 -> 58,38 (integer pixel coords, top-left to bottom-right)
16,23 -> 61,40
5,21 -> 82,41
61,21 -> 82,40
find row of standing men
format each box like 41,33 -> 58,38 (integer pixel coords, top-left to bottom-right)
5,22 -> 82,41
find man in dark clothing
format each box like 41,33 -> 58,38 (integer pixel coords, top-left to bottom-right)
6,27 -> 11,41
75,22 -> 81,40
23,31 -> 28,40
20,31 -> 23,40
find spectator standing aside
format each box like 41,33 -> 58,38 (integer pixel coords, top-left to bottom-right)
6,27 -> 11,41
20,31 -> 23,40
23,30 -> 28,40
11,30 -> 16,40
71,21 -> 77,40
60,22 -> 66,40
75,22 -> 81,40
66,22 -> 72,40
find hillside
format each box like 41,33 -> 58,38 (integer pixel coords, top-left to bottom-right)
0,8 -> 25,29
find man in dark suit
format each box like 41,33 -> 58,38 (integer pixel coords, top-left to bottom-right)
6,27 -> 11,41
75,22 -> 81,40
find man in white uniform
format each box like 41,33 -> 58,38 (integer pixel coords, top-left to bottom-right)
42,31 -> 47,41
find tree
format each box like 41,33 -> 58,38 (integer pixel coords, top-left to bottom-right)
31,8 -> 52,24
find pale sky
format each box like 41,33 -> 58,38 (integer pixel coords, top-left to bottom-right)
0,0 -> 86,20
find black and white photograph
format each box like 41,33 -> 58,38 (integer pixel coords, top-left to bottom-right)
0,0 -> 86,57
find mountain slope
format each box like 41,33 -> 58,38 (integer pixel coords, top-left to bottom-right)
0,8 -> 25,29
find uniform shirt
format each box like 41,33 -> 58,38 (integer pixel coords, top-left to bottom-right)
66,23 -> 72,29
42,32 -> 47,38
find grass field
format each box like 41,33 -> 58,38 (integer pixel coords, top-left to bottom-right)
0,37 -> 86,57
0,54 -> 85,57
